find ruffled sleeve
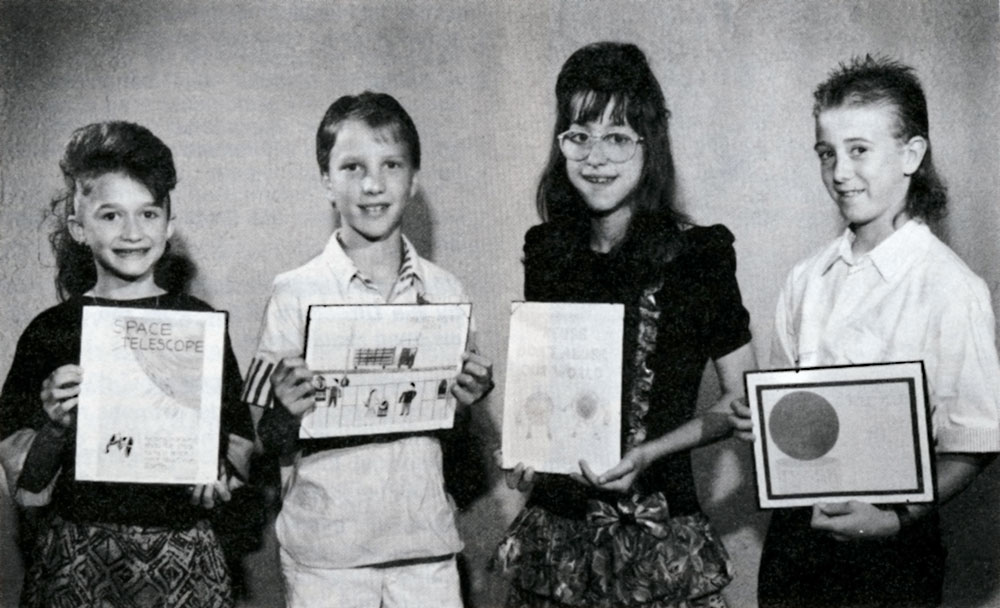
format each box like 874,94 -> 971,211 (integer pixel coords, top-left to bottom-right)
676,224 -> 752,360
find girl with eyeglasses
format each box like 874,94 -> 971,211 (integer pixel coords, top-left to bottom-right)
495,41 -> 756,608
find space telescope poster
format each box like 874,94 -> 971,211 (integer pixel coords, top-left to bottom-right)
301,303 -> 472,438
76,306 -> 226,485
746,361 -> 935,509
501,302 -> 623,475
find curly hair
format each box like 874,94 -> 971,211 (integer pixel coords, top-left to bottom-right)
813,55 -> 947,222
48,121 -> 190,299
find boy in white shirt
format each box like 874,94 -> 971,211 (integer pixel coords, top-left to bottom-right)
244,92 -> 493,608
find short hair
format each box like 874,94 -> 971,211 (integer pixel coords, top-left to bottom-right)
49,121 -> 186,299
316,91 -> 421,174
813,55 -> 947,222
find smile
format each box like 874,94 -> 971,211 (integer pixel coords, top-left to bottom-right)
582,175 -> 616,185
113,248 -> 150,258
836,189 -> 864,199
358,203 -> 391,216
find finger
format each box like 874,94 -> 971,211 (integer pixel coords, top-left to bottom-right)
461,359 -> 491,382
517,467 -> 536,492
190,485 -> 206,507
578,460 -> 603,486
816,501 -> 852,516
462,351 -> 492,371
505,463 -> 523,489
450,383 -> 477,407
597,459 -> 636,485
214,477 -> 232,503
568,472 -> 590,486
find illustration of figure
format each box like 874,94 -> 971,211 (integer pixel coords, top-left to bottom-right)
364,388 -> 381,417
312,373 -> 327,405
378,396 -> 390,417
398,383 -> 417,416
327,378 -> 342,408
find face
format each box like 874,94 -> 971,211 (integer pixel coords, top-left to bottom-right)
68,171 -> 174,296
814,104 -> 926,242
321,119 -> 418,249
564,101 -> 644,218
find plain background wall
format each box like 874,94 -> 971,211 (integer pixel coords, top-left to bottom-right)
1,1 -> 998,606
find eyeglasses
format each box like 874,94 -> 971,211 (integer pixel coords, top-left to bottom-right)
557,129 -> 644,163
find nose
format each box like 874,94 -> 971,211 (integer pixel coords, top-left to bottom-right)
831,154 -> 852,183
583,140 -> 609,165
362,169 -> 385,195
121,214 -> 142,240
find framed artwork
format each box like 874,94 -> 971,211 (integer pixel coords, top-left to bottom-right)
302,303 -> 471,438
746,361 -> 935,508
76,306 -> 226,485
501,302 -> 623,475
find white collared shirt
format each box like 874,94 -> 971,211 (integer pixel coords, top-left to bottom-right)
772,220 -> 1000,453
243,231 -> 468,568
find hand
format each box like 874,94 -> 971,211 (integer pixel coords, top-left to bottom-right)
271,357 -> 315,418
452,351 -> 494,406
728,396 -> 755,442
497,449 -> 539,493
810,500 -> 901,541
573,449 -> 649,493
40,364 -> 83,429
190,464 -> 243,509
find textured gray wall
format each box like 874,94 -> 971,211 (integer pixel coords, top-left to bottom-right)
1,1 -> 998,607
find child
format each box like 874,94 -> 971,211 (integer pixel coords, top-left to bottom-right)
496,42 -> 756,608
244,92 -> 494,608
0,121 -> 254,607
731,56 -> 1000,607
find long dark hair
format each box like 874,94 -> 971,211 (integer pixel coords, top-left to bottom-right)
48,121 -> 191,299
536,42 -> 688,264
813,55 -> 947,222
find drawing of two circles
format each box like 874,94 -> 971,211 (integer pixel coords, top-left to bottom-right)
768,390 -> 839,460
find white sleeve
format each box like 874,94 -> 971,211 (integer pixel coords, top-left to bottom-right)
769,270 -> 798,369
241,280 -> 306,408
929,279 -> 1000,453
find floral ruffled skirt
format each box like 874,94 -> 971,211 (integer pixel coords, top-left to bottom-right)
496,493 -> 733,608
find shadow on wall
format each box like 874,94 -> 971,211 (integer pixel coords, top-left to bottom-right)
402,190 -> 435,260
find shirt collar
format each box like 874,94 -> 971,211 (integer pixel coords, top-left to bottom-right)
321,230 -> 426,292
821,220 -> 928,281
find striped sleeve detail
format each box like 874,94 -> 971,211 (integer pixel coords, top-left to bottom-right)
241,357 -> 276,408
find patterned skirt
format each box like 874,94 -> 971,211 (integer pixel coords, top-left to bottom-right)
22,516 -> 233,608
496,494 -> 733,608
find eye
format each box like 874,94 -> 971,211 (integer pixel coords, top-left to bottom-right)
142,209 -> 162,220
100,211 -> 120,221
606,133 -> 634,146
564,131 -> 591,145
849,145 -> 868,158
385,160 -> 404,170
340,162 -> 362,173
815,148 -> 834,163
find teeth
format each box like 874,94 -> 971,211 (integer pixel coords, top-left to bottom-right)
585,176 -> 614,184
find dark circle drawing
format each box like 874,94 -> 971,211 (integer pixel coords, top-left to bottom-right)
768,390 -> 840,460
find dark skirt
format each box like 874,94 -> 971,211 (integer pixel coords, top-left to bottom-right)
22,516 -> 233,608
758,508 -> 945,608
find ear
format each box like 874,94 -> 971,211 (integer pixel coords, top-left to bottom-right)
902,135 -> 928,176
166,215 -> 176,241
67,213 -> 86,244
408,170 -> 420,200
320,172 -> 337,207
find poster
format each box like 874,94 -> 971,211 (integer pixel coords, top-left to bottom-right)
301,303 -> 471,438
501,302 -> 623,475
746,361 -> 936,508
76,306 -> 226,485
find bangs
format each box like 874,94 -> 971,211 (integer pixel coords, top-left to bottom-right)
569,91 -> 632,127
